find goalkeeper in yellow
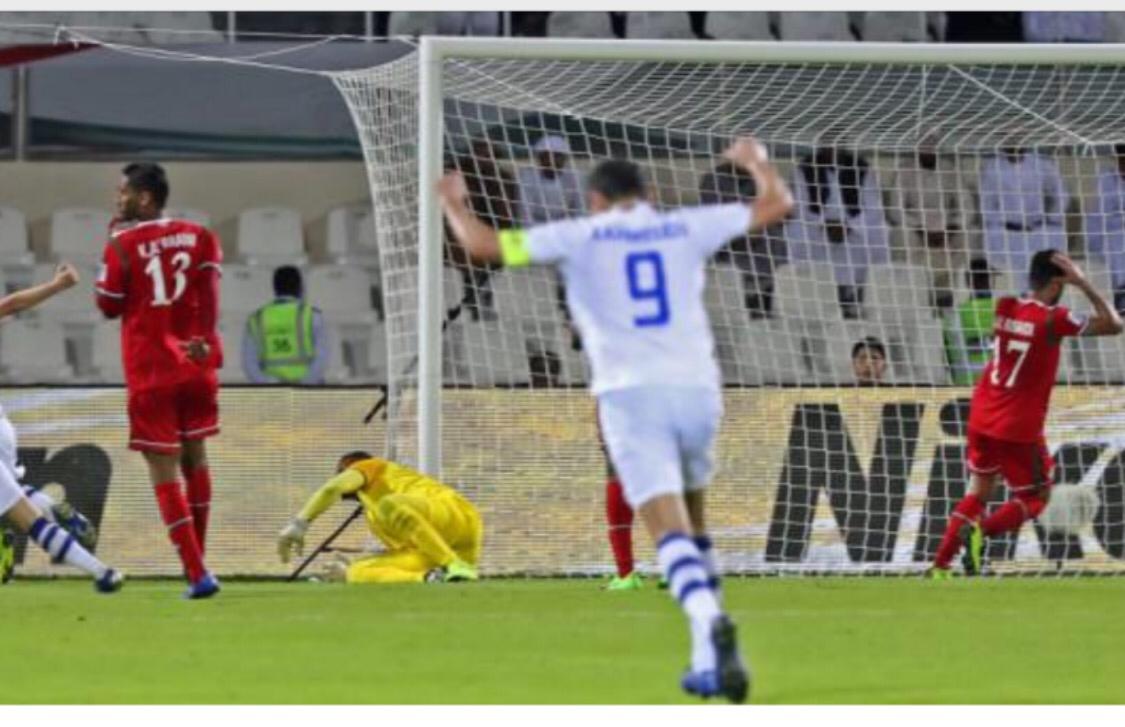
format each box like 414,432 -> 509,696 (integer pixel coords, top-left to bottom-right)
277,451 -> 482,583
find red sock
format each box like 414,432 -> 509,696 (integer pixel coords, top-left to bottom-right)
154,481 -> 207,584
606,478 -> 635,577
183,465 -> 212,554
933,493 -> 985,569
981,495 -> 1046,537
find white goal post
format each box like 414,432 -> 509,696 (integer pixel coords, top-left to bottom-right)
332,38 -> 1125,575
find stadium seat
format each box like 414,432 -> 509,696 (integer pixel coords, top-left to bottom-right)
546,12 -> 615,38
221,264 -> 274,313
236,207 -> 306,266
491,266 -> 566,339
0,319 -> 71,383
324,205 -> 379,267
730,319 -> 805,385
33,263 -> 99,323
447,318 -> 531,386
51,208 -> 113,267
1059,259 -> 1114,314
216,312 -> 249,384
859,12 -> 930,41
777,11 -> 854,41
91,322 -> 124,383
705,264 -> 747,382
327,320 -> 385,384
0,207 -> 32,265
306,265 -> 378,320
704,12 -> 774,40
164,208 -> 212,228
773,261 -> 843,323
625,12 -> 694,39
862,263 -> 934,324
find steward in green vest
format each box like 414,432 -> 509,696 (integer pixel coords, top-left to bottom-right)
244,265 -> 324,384
945,258 -> 996,385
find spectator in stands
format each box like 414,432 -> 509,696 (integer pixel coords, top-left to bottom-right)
1022,11 -> 1106,42
242,266 -> 329,385
886,146 -> 977,308
944,258 -> 997,385
852,336 -> 887,385
944,12 -> 1023,42
446,138 -> 520,321
978,145 -> 1068,285
517,134 -> 586,227
783,147 -> 890,318
699,160 -> 786,318
1084,143 -> 1125,312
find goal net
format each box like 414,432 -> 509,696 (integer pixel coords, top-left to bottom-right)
332,40 -> 1125,576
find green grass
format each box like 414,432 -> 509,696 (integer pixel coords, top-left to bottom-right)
2,577 -> 1123,704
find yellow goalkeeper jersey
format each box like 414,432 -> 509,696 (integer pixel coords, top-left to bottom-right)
297,458 -> 477,551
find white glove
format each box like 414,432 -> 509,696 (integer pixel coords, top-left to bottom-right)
278,517 -> 309,564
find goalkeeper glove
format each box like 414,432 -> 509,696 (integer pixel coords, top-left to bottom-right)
278,517 -> 309,564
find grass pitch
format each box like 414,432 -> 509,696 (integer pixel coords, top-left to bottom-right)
2,577 -> 1123,704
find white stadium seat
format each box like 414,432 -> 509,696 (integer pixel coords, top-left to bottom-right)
0,319 -> 71,383
0,207 -> 32,264
324,205 -> 379,266
164,208 -> 212,228
448,319 -> 531,386
705,12 -> 774,40
547,12 -> 615,38
773,261 -> 842,322
236,207 -> 306,266
626,12 -> 694,39
306,265 -> 378,326
221,264 -> 274,313
731,320 -> 805,385
51,208 -> 112,267
863,263 -> 933,324
705,264 -> 747,382
777,11 -> 853,41
91,322 -> 124,383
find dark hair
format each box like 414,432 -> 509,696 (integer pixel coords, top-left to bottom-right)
967,257 -> 994,293
339,450 -> 372,465
1029,249 -> 1064,290
587,159 -> 646,202
852,336 -> 886,360
273,265 -> 303,297
122,162 -> 169,209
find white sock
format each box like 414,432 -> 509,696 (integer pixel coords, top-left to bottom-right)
22,487 -> 57,522
29,517 -> 107,579
657,532 -> 722,672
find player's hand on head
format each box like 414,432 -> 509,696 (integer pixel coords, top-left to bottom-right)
723,135 -> 769,168
436,171 -> 469,206
54,262 -> 79,289
277,517 -> 309,563
1051,252 -> 1086,284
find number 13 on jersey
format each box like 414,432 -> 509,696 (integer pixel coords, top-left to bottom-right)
626,251 -> 670,327
145,251 -> 191,307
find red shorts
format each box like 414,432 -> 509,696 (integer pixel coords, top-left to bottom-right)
966,429 -> 1054,492
128,377 -> 220,454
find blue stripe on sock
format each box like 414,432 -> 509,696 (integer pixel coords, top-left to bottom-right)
693,535 -> 713,551
708,576 -> 721,589
676,579 -> 712,605
54,535 -> 75,564
667,555 -> 705,584
657,531 -> 692,550
42,524 -> 60,550
28,517 -> 48,540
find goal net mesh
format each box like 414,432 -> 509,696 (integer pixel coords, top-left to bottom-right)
331,48 -> 1125,575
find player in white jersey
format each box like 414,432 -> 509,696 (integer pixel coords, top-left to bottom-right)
0,264 -> 124,592
439,137 -> 793,703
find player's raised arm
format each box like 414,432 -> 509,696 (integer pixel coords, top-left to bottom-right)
438,171 -> 503,263
1054,252 -> 1124,337
0,263 -> 79,320
721,136 -> 793,232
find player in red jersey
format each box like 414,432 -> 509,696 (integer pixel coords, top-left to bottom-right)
930,250 -> 1122,578
95,162 -> 222,599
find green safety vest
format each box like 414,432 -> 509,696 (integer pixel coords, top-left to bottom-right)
249,300 -> 316,383
944,297 -> 995,386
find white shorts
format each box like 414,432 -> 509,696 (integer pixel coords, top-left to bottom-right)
0,416 -> 23,516
596,386 -> 722,509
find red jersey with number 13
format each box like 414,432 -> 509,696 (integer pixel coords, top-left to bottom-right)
95,217 -> 223,391
969,296 -> 1086,443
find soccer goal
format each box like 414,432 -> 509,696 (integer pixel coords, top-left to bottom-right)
332,38 -> 1125,576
